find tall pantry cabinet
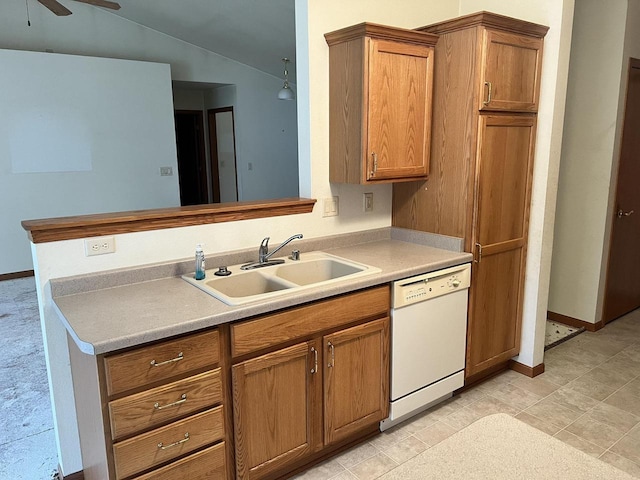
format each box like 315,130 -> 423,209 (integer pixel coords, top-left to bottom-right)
392,12 -> 548,383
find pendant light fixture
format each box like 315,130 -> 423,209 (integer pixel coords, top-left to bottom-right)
278,57 -> 295,100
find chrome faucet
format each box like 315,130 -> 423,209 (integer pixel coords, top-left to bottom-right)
241,234 -> 303,270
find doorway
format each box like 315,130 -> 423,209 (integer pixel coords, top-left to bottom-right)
174,110 -> 208,206
603,58 -> 640,323
208,107 -> 239,203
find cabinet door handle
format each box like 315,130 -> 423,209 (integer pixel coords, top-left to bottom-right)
483,81 -> 492,106
310,347 -> 318,374
150,352 -> 184,367
327,342 -> 335,368
474,243 -> 483,264
370,152 -> 378,177
154,393 -> 187,410
157,432 -> 189,450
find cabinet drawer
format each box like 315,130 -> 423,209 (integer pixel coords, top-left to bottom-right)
113,406 -> 225,480
109,368 -> 223,440
132,442 -> 226,480
232,285 -> 390,357
104,329 -> 219,396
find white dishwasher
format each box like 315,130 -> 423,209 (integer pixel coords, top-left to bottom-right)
381,263 -> 471,430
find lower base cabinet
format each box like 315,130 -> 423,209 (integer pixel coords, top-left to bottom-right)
69,286 -> 390,480
231,286 -> 390,480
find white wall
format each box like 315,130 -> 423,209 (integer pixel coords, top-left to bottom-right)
549,0 -> 630,324
0,1 -> 298,274
0,50 -> 179,275
26,0 -> 575,474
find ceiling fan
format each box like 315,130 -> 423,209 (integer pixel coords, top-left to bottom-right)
37,0 -> 121,16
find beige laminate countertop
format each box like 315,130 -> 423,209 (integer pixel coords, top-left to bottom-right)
53,238 -> 472,355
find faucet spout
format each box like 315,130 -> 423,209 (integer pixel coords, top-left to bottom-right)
260,234 -> 303,263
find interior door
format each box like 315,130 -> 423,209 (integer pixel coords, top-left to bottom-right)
466,114 -> 536,378
603,59 -> 640,323
174,110 -> 208,205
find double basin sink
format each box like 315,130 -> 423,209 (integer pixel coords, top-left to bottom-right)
183,251 -> 381,305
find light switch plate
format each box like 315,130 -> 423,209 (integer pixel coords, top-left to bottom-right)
364,192 -> 373,212
323,196 -> 339,217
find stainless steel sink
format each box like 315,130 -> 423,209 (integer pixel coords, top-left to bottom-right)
182,251 -> 380,305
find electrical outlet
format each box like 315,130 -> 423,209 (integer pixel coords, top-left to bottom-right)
84,236 -> 116,256
160,166 -> 173,176
364,192 -> 374,212
323,196 -> 339,217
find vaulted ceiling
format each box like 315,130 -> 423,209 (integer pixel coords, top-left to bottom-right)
43,0 -> 298,81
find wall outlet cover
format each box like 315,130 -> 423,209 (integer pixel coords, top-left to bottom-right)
85,236 -> 116,256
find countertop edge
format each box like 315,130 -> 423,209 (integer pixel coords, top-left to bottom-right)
51,233 -> 472,356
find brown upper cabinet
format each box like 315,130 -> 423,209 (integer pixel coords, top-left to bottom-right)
325,23 -> 438,184
393,12 -> 548,383
417,12 -> 547,113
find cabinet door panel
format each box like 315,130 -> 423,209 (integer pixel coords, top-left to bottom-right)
324,317 -> 389,445
367,39 -> 433,181
466,114 -> 535,377
232,341 -> 321,480
479,29 -> 543,112
467,249 -> 524,376
475,115 -> 536,246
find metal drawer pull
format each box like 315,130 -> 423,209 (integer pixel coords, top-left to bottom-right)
310,347 -> 318,374
483,81 -> 492,105
158,432 -> 189,450
154,394 -> 187,410
327,342 -> 335,368
150,352 -> 183,367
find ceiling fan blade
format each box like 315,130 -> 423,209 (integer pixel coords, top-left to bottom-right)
37,0 -> 72,16
73,0 -> 121,10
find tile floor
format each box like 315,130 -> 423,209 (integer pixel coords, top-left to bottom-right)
2,277 -> 640,479
295,309 -> 640,479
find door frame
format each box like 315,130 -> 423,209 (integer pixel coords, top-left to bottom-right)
207,106 -> 238,203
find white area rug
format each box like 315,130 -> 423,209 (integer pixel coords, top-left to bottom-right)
380,413 -> 634,479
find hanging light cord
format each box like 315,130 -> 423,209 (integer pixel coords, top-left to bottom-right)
25,0 -> 32,26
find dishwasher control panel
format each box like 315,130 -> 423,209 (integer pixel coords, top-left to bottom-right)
392,263 -> 471,308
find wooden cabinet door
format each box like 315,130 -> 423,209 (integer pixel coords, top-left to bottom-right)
367,39 -> 433,182
232,341 -> 322,480
479,29 -> 543,112
324,317 -> 389,445
466,114 -> 536,378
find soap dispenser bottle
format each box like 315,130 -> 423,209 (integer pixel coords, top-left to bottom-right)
195,244 -> 206,280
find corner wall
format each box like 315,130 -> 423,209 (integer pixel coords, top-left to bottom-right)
548,0 -> 628,324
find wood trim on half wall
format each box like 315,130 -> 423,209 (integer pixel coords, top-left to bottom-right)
58,465 -> 84,480
21,198 -> 316,244
547,310 -> 604,332
0,270 -> 34,281
509,360 -> 545,378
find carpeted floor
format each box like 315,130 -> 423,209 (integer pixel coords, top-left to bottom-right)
379,413 -> 635,479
